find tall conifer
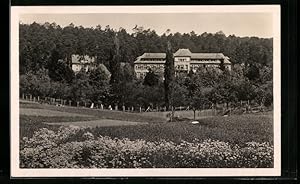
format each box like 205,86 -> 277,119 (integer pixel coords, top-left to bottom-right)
164,41 -> 175,111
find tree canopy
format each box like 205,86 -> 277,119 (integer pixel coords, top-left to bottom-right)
19,22 -> 273,109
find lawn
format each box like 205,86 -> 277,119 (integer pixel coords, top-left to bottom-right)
83,114 -> 273,146
19,101 -> 274,168
44,119 -> 148,127
20,101 -> 165,123
20,108 -> 93,117
19,101 -> 273,146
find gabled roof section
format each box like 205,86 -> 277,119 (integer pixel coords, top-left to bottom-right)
134,53 -> 166,64
174,48 -> 192,57
141,53 -> 166,59
191,53 -> 225,59
72,54 -> 95,64
191,53 -> 231,64
224,56 -> 231,64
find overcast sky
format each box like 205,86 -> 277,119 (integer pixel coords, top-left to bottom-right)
20,13 -> 273,38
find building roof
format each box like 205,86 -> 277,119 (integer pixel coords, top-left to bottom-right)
72,54 -> 96,64
191,53 -> 231,64
134,60 -> 166,64
174,49 -> 228,60
134,53 -> 166,64
174,48 -> 192,57
134,49 -> 231,64
224,56 -> 231,64
140,53 -> 166,58
191,53 -> 224,59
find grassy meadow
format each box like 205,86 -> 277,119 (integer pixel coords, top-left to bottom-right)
19,101 -> 274,168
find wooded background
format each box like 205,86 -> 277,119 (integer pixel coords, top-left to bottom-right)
19,22 -> 273,110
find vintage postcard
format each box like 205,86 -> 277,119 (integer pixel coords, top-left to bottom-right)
10,5 -> 281,177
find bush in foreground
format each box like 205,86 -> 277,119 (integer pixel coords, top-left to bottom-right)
20,126 -> 273,168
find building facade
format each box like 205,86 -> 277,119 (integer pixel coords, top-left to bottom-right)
71,54 -> 96,73
134,48 -> 231,79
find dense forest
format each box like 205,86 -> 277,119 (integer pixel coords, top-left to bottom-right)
19,22 -> 273,110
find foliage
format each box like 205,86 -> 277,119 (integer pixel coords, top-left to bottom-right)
172,77 -> 189,107
20,22 -> 273,70
20,126 -> 273,168
20,68 -> 72,99
184,72 -> 210,110
70,70 -> 92,102
20,68 -> 52,97
164,41 -> 175,110
120,63 -> 135,82
109,33 -> 122,85
143,69 -> 160,86
87,64 -> 111,104
47,49 -> 75,83
142,83 -> 165,108
173,65 -> 272,110
19,22 -> 273,108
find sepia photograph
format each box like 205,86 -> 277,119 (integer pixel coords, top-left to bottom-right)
10,5 -> 281,177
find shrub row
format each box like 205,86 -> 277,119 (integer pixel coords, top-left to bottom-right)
20,126 -> 273,168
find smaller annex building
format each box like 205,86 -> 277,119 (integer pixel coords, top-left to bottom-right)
71,54 -> 96,73
134,48 -> 231,79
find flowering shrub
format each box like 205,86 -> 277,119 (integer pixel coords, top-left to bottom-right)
20,126 -> 273,168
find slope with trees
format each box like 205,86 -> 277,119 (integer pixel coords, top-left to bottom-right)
19,22 -> 273,111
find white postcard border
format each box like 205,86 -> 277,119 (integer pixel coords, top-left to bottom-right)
10,5 -> 281,177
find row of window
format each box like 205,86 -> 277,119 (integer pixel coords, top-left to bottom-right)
177,58 -> 187,62
174,64 -> 220,70
175,65 -> 189,70
136,72 -> 147,78
140,58 -> 164,61
190,64 -> 218,69
139,58 -> 221,62
191,59 -> 220,62
135,63 -> 230,72
135,64 -> 164,70
136,65 -> 231,78
190,64 -> 231,70
72,64 -> 91,72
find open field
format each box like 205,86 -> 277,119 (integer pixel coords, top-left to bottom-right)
141,109 -> 217,120
44,119 -> 147,127
20,108 -> 93,117
19,101 -> 274,168
85,114 -> 273,146
20,101 -> 273,146
20,102 -> 165,123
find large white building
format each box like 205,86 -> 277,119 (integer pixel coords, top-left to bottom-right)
134,48 -> 231,79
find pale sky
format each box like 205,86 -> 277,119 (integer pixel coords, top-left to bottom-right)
20,13 -> 273,38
